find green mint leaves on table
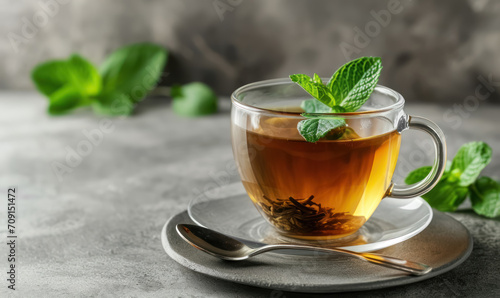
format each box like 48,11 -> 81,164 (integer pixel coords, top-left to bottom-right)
32,43 -> 218,117
31,54 -> 102,115
406,141 -> 500,218
171,82 -> 218,117
290,57 -> 382,142
470,177 -> 500,218
95,43 -> 168,115
32,42 -> 167,116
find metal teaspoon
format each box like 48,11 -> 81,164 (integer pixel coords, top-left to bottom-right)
176,224 -> 432,276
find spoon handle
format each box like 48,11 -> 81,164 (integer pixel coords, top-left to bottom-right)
251,244 -> 432,276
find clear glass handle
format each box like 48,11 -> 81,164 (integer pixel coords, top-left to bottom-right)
388,115 -> 447,199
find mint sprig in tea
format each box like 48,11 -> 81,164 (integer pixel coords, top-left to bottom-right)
232,57 -> 403,239
292,57 -> 382,142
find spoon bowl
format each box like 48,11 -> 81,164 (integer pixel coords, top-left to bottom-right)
177,223 -> 253,260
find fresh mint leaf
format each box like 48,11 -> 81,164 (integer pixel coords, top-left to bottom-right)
404,166 -> 433,185
300,99 -> 331,113
451,141 -> 492,186
313,73 -> 323,84
422,175 -> 470,212
171,82 -> 218,117
92,92 -> 134,116
48,86 -> 90,115
32,54 -> 101,97
300,100 -> 348,114
32,43 -> 168,116
326,57 -> 382,111
329,106 -> 347,113
405,142 -> 498,215
470,177 -> 500,218
297,117 -> 346,143
405,163 -> 452,185
290,74 -> 336,107
100,43 -> 167,104
406,167 -> 469,211
291,57 -> 382,142
299,101 -> 347,142
31,54 -> 101,114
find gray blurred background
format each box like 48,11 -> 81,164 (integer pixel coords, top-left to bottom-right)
1,0 -> 500,103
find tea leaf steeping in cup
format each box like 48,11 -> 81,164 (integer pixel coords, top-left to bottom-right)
290,57 -> 382,142
258,195 -> 366,236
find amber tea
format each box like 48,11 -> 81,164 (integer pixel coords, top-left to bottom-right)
232,111 -> 401,240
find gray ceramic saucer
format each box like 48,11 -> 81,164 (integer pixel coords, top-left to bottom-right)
162,210 -> 472,293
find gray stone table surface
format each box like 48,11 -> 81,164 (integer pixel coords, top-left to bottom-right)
1,92 -> 499,297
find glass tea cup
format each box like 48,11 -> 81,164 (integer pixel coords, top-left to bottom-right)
231,79 -> 446,240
